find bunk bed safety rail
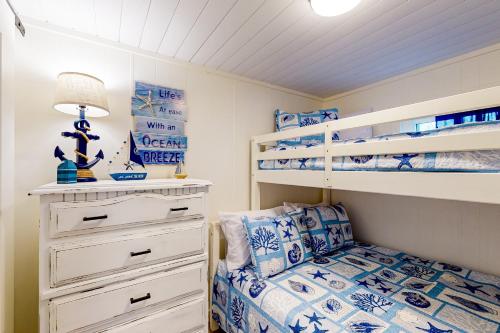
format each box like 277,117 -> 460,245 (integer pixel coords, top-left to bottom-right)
254,86 -> 500,159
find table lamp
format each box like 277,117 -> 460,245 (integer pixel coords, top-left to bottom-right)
53,72 -> 109,182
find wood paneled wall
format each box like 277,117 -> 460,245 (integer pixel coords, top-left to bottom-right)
324,43 -> 500,276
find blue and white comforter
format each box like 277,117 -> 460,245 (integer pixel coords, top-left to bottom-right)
259,121 -> 500,172
212,242 -> 500,332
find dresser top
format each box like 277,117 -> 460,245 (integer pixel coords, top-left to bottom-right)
30,178 -> 212,195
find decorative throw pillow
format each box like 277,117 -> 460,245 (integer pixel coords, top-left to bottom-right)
275,108 -> 340,146
303,203 -> 353,255
285,209 -> 315,261
283,201 -> 327,213
243,213 -> 307,279
219,206 -> 285,271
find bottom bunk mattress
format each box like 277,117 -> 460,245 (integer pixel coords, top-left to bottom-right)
259,121 -> 500,172
212,242 -> 500,333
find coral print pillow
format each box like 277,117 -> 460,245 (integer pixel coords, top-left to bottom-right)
243,213 -> 307,279
275,108 -> 340,146
303,204 -> 353,255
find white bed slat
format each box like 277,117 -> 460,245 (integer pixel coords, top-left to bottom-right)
329,171 -> 500,204
255,170 -> 325,189
257,146 -> 324,160
254,170 -> 500,204
330,130 -> 500,156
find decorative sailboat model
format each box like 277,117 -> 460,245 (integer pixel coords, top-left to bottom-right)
174,161 -> 187,179
108,131 -> 148,181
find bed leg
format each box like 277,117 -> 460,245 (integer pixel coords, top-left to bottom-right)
209,221 -> 221,332
209,320 -> 220,332
322,188 -> 331,204
251,181 -> 260,210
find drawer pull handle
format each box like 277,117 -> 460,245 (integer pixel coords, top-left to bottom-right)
170,207 -> 188,212
130,249 -> 151,257
82,214 -> 108,222
130,293 -> 151,304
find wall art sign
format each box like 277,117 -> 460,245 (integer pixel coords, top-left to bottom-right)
131,81 -> 188,165
132,81 -> 187,121
139,150 -> 185,165
134,116 -> 184,136
132,132 -> 188,150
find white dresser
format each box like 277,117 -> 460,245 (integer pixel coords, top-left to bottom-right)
31,179 -> 211,333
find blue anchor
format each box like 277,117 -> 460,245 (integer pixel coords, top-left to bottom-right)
54,108 -> 104,182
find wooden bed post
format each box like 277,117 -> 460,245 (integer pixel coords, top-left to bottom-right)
324,123 -> 333,204
208,220 -> 222,332
251,138 -> 261,210
322,189 -> 331,204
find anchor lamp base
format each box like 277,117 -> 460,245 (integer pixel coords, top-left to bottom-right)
77,168 -> 97,182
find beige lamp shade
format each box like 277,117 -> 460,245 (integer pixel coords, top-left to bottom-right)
53,72 -> 110,117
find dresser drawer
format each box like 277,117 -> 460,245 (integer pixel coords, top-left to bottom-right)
49,193 -> 203,237
49,262 -> 205,333
50,222 -> 205,287
104,298 -> 204,333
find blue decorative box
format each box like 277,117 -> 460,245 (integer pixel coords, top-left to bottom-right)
57,160 -> 77,184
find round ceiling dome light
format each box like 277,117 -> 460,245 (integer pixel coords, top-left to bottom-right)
309,0 -> 361,17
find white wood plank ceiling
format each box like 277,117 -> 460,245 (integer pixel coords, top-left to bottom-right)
12,0 -> 500,97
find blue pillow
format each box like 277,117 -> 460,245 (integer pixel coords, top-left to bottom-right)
303,204 -> 353,255
243,213 -> 307,279
275,108 -> 340,146
285,209 -> 315,261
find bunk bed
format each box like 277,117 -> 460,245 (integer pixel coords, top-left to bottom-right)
209,86 -> 500,333
251,85 -> 500,208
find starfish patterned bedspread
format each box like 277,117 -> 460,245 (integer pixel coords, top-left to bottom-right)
211,242 -> 500,333
259,120 -> 500,172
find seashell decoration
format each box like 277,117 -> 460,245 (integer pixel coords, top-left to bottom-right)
329,280 -> 346,290
322,298 -> 342,314
288,280 -> 315,294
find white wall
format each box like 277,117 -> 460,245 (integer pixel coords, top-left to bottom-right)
13,25 -> 322,332
0,2 -> 16,333
324,43 -> 500,277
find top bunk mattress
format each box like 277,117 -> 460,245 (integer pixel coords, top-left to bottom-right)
212,242 -> 500,333
259,120 -> 500,172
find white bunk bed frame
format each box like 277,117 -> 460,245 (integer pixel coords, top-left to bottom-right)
251,85 -> 500,209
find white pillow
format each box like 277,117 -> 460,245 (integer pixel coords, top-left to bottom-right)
219,206 -> 285,271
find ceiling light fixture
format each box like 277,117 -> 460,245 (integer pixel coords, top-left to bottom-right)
309,0 -> 361,17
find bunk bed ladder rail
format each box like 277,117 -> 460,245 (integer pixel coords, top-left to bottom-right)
324,123 -> 334,190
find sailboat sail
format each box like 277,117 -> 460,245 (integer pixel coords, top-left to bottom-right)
129,131 -> 145,167
109,132 -> 147,181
